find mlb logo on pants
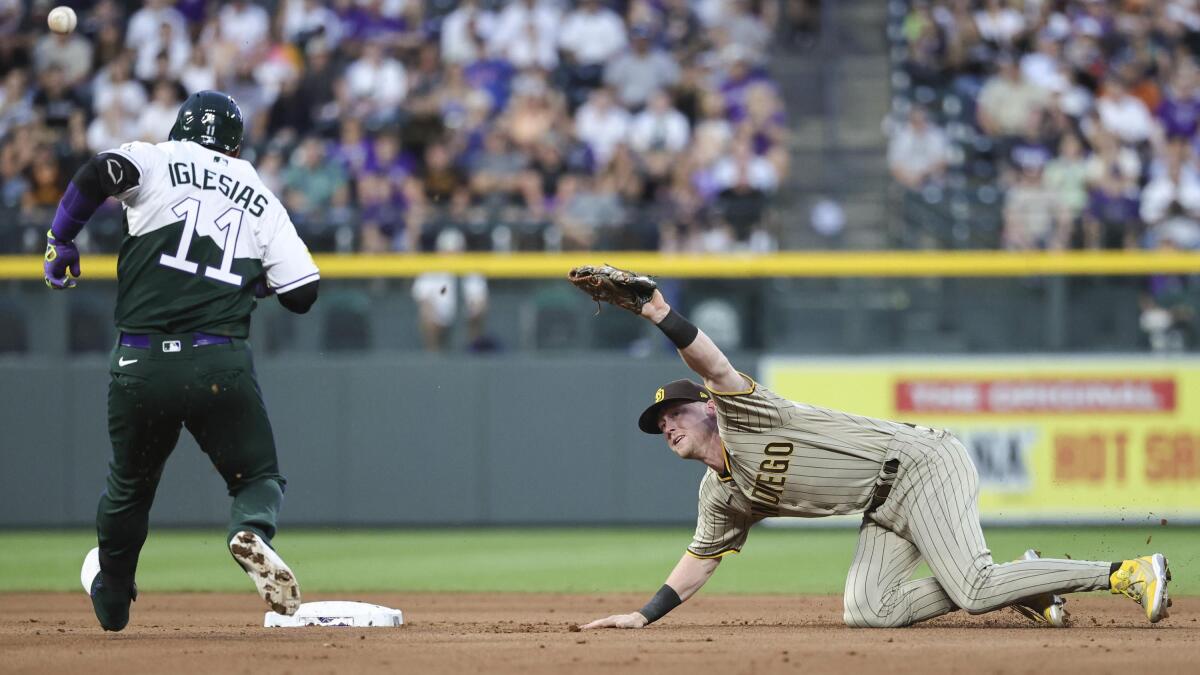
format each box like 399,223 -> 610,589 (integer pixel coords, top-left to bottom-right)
162,340 -> 182,353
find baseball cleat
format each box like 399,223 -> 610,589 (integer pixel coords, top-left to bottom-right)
1111,554 -> 1171,623
1011,549 -> 1068,627
81,547 -> 137,632
229,531 -> 301,616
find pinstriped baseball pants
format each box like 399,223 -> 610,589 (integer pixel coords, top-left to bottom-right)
842,430 -> 1111,628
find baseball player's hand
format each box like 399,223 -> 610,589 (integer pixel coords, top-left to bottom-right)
639,289 -> 670,323
44,230 -> 81,290
580,612 -> 649,630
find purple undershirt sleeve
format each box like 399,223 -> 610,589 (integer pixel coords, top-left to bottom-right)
50,182 -> 104,243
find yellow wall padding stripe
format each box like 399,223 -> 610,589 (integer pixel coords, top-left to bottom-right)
3,251 -> 1199,280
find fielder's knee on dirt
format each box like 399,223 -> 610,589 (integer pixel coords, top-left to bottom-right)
937,569 -> 998,614
842,591 -> 912,628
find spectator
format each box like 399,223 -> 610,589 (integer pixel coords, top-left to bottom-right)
87,103 -> 136,154
126,0 -> 187,53
281,0 -> 343,47
266,72 -> 315,140
628,90 -> 690,156
1003,160 -> 1065,250
180,47 -> 216,95
555,171 -> 625,249
500,82 -> 559,150
575,87 -> 631,167
134,20 -> 190,82
33,20 -> 94,87
558,0 -> 628,68
713,136 -> 778,193
344,40 -> 408,126
1082,173 -> 1141,250
1140,238 -> 1196,352
1095,76 -> 1156,147
660,0 -> 702,50
724,0 -> 772,62
489,0 -> 560,71
22,145 -> 62,212
440,0 -> 495,65
1020,33 -> 1070,94
469,129 -> 529,207
357,172 -> 407,253
1084,130 -> 1141,195
136,81 -> 180,142
604,27 -> 682,109
412,229 -> 491,352
283,137 -> 349,222
218,0 -> 271,57
1140,145 -> 1200,232
1042,133 -> 1090,235
713,137 -> 776,246
976,54 -> 1048,139
888,106 -> 950,190
0,69 -> 33,138
31,66 -> 85,131
222,60 -> 271,142
92,53 -> 147,119
1156,66 -> 1200,142
973,0 -> 1025,48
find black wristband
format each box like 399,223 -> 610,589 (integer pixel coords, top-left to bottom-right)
656,309 -> 699,349
638,584 -> 682,624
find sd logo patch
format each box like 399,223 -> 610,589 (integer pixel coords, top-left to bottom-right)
655,388 -> 665,403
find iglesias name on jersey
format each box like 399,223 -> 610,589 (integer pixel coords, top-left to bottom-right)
105,140 -> 319,337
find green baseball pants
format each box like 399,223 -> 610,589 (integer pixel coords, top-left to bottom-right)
96,334 -> 286,578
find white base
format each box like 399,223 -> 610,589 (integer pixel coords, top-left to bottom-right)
80,547 -> 100,593
264,601 -> 404,628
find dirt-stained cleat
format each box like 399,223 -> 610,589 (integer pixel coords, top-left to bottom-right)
229,531 -> 301,616
1011,550 -> 1069,627
1111,554 -> 1171,623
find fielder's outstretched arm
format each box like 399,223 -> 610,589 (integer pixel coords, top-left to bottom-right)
581,554 -> 720,630
639,290 -> 746,394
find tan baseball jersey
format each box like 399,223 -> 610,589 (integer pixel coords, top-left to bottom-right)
687,373 -> 914,558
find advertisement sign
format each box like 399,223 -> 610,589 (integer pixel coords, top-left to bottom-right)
763,358 -> 1200,523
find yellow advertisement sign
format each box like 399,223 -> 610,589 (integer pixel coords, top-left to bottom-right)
763,358 -> 1200,522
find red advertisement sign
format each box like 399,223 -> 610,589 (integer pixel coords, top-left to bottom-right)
895,378 -> 1176,414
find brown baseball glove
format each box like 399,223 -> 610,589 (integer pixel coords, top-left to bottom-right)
567,264 -> 658,315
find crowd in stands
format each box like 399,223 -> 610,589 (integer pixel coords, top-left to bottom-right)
0,0 -> 797,256
888,0 -> 1199,350
890,0 -> 1200,253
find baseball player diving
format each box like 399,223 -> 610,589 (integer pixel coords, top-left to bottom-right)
567,265 -> 1172,630
44,91 -> 319,631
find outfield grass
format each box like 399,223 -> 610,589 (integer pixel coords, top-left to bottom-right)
1,527 -> 1193,595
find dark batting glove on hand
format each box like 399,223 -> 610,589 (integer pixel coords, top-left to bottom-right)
44,230 -> 81,290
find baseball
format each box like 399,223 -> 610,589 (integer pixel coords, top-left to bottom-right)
47,6 -> 77,34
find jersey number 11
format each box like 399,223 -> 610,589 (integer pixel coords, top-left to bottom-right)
159,197 -> 244,286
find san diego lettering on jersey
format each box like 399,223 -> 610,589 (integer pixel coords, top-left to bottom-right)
749,442 -> 793,518
167,161 -> 268,217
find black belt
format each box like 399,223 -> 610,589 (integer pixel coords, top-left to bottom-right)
119,332 -> 232,349
866,459 -> 900,514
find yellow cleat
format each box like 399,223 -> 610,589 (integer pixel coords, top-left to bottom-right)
1111,554 -> 1171,623
1011,550 -> 1069,627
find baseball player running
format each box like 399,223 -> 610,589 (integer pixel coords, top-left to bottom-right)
567,265 -> 1172,630
45,91 -> 318,631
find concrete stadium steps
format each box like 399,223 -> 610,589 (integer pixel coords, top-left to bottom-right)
771,0 -> 891,249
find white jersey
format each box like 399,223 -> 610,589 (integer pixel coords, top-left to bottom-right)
106,140 -> 318,336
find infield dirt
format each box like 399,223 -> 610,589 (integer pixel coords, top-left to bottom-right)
1,593 -> 1195,674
